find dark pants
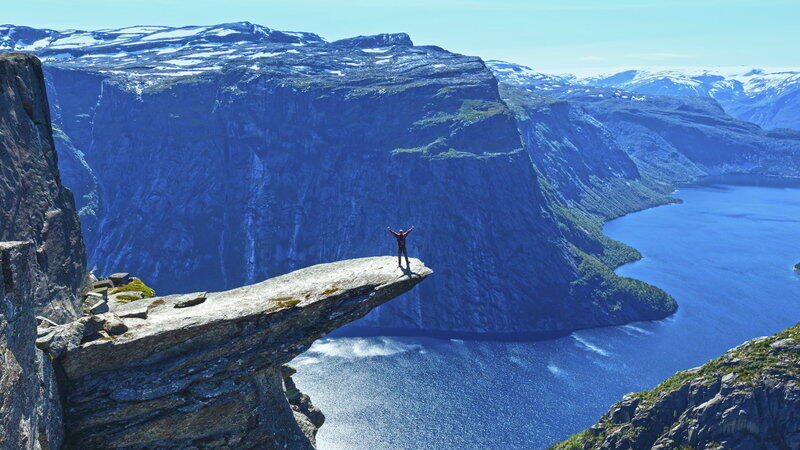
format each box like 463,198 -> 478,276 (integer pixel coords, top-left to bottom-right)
398,245 -> 409,266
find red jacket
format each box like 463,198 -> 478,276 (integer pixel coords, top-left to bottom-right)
387,227 -> 414,246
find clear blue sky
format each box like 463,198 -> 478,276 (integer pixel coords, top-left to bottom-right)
6,0 -> 799,73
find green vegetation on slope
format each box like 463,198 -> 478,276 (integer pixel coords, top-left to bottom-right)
635,323 -> 800,403
567,247 -> 676,318
111,277 -> 156,301
552,322 -> 800,449
413,99 -> 512,128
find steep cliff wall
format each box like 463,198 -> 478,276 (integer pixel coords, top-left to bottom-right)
0,52 -> 86,450
554,323 -> 800,449
500,84 -> 674,221
0,53 -> 86,320
25,26 -> 676,335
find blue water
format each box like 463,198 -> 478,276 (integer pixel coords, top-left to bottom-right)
294,184 -> 800,449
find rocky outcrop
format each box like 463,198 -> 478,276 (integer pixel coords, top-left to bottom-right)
0,52 -> 86,321
554,323 -> 800,449
0,241 -> 68,449
40,256 -> 431,448
0,53 -> 86,450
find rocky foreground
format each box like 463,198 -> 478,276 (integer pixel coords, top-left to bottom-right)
40,256 -> 431,448
553,323 -> 800,449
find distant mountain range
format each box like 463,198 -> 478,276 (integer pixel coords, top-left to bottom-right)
3,23 -> 795,131
488,60 -> 800,130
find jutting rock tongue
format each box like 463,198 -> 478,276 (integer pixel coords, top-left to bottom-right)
44,257 -> 431,448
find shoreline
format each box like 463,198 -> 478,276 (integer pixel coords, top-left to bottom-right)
335,174 -> 800,343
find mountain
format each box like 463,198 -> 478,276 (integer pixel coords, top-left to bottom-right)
490,61 -> 800,202
582,67 -> 800,131
553,322 -> 800,449
0,23 -> 677,336
486,61 -> 800,132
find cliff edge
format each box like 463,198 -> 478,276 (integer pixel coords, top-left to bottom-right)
554,323 -> 800,449
41,257 -> 431,448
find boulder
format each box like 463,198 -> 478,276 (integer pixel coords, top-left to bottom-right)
109,272 -> 131,286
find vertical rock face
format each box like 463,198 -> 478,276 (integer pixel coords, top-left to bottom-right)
0,53 -> 86,320
39,46 -> 590,334
0,53 -> 86,450
0,241 -> 66,449
554,323 -> 800,449
500,84 -> 673,220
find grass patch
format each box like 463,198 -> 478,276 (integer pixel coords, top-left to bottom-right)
110,277 -> 155,299
148,298 -> 165,308
550,430 -> 594,450
115,294 -> 141,303
413,99 -> 511,128
634,323 -> 800,404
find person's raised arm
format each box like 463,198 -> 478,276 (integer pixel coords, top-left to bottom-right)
387,227 -> 398,236
405,226 -> 415,236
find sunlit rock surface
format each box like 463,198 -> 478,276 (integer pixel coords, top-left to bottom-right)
45,257 -> 431,448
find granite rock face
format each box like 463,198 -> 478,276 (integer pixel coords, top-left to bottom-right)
0,241 -> 67,449
0,53 -> 86,450
44,257 -> 431,448
0,52 -> 86,321
0,24 -> 681,335
554,323 -> 800,449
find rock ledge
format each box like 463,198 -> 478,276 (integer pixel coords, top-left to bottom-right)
46,256 -> 431,448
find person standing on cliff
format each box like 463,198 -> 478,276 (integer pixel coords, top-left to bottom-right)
387,226 -> 414,267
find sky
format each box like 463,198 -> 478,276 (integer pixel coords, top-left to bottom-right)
4,0 -> 798,74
